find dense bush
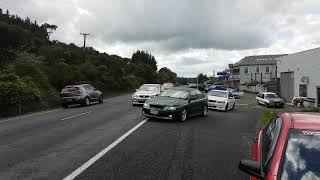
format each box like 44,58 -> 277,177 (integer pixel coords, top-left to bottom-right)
0,9 -> 178,117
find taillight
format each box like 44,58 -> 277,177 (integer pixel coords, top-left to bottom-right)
73,90 -> 83,96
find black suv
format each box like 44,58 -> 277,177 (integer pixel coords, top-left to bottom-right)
60,84 -> 103,108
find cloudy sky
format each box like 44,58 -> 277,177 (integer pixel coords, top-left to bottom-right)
2,0 -> 320,77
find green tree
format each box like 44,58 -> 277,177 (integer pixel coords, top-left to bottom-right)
131,50 -> 157,71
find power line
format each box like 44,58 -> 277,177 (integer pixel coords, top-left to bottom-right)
80,33 -> 91,49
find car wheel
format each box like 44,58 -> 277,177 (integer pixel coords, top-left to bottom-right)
231,103 -> 235,110
266,103 -> 271,108
180,109 -> 187,122
202,106 -> 208,117
98,95 -> 103,103
224,103 -> 229,112
82,97 -> 90,106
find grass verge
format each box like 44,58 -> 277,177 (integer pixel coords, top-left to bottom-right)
300,107 -> 320,112
259,111 -> 277,126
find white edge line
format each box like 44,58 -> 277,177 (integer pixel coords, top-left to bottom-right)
62,119 -> 148,180
60,111 -> 92,121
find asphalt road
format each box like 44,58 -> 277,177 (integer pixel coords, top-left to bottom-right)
0,95 -> 261,180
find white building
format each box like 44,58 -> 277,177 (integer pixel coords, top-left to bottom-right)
237,54 -> 287,92
277,47 -> 320,107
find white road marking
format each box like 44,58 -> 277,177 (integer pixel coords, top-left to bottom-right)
0,109 -> 62,124
62,119 -> 148,180
236,104 -> 249,106
60,111 -> 92,121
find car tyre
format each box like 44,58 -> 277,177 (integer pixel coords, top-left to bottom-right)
224,103 -> 229,112
180,109 -> 187,122
202,106 -> 208,117
82,97 -> 90,106
98,95 -> 103,103
231,103 -> 235,110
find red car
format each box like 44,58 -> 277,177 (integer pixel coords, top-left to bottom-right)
239,112 -> 320,180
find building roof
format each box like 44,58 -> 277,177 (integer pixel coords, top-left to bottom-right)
237,54 -> 287,66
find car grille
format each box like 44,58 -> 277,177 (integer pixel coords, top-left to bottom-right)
139,95 -> 150,98
150,104 -> 165,110
209,100 -> 216,103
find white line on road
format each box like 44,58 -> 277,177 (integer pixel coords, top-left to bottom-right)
62,119 -> 148,180
60,111 -> 92,121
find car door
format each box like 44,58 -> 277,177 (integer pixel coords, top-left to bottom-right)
256,117 -> 282,179
195,89 -> 206,111
85,85 -> 95,100
91,85 -> 100,99
189,90 -> 200,115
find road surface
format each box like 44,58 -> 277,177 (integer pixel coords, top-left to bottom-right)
0,95 -> 260,180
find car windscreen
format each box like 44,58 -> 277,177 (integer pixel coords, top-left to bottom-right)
61,87 -> 80,92
139,85 -> 158,91
207,91 -> 227,98
266,94 -> 277,98
160,89 -> 188,99
280,130 -> 320,180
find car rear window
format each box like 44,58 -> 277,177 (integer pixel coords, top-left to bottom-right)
62,87 -> 80,92
279,130 -> 320,180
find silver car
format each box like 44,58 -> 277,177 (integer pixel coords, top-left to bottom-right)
132,84 -> 161,105
60,84 -> 103,108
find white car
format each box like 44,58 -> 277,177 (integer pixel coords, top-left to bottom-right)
132,84 -> 161,105
226,88 -> 244,98
207,90 -> 236,112
256,92 -> 285,108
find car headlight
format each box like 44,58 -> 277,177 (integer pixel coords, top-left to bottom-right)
143,103 -> 150,109
132,94 -> 138,98
217,101 -> 225,104
164,106 -> 177,110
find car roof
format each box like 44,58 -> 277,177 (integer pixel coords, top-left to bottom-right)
260,92 -> 276,94
142,84 -> 160,86
64,84 -> 89,88
281,112 -> 320,131
208,90 -> 228,93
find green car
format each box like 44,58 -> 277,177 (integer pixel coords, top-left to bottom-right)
142,87 -> 208,121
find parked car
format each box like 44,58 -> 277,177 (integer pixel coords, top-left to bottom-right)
239,112 -> 320,180
226,88 -> 244,98
132,84 -> 161,105
60,84 -> 103,108
207,90 -> 235,111
161,82 -> 174,92
256,92 -> 285,108
142,87 -> 208,121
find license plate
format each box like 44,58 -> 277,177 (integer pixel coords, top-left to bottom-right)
150,109 -> 158,115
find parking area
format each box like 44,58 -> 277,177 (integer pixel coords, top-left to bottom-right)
234,92 -> 300,112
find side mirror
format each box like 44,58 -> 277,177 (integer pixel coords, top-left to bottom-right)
238,160 -> 263,179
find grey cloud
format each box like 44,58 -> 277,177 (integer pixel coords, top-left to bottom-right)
178,58 -> 208,65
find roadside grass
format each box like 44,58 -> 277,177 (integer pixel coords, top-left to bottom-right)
259,111 -> 277,126
300,107 -> 320,112
1,90 -> 133,120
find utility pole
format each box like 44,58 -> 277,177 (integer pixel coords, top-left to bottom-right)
80,33 -> 90,49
